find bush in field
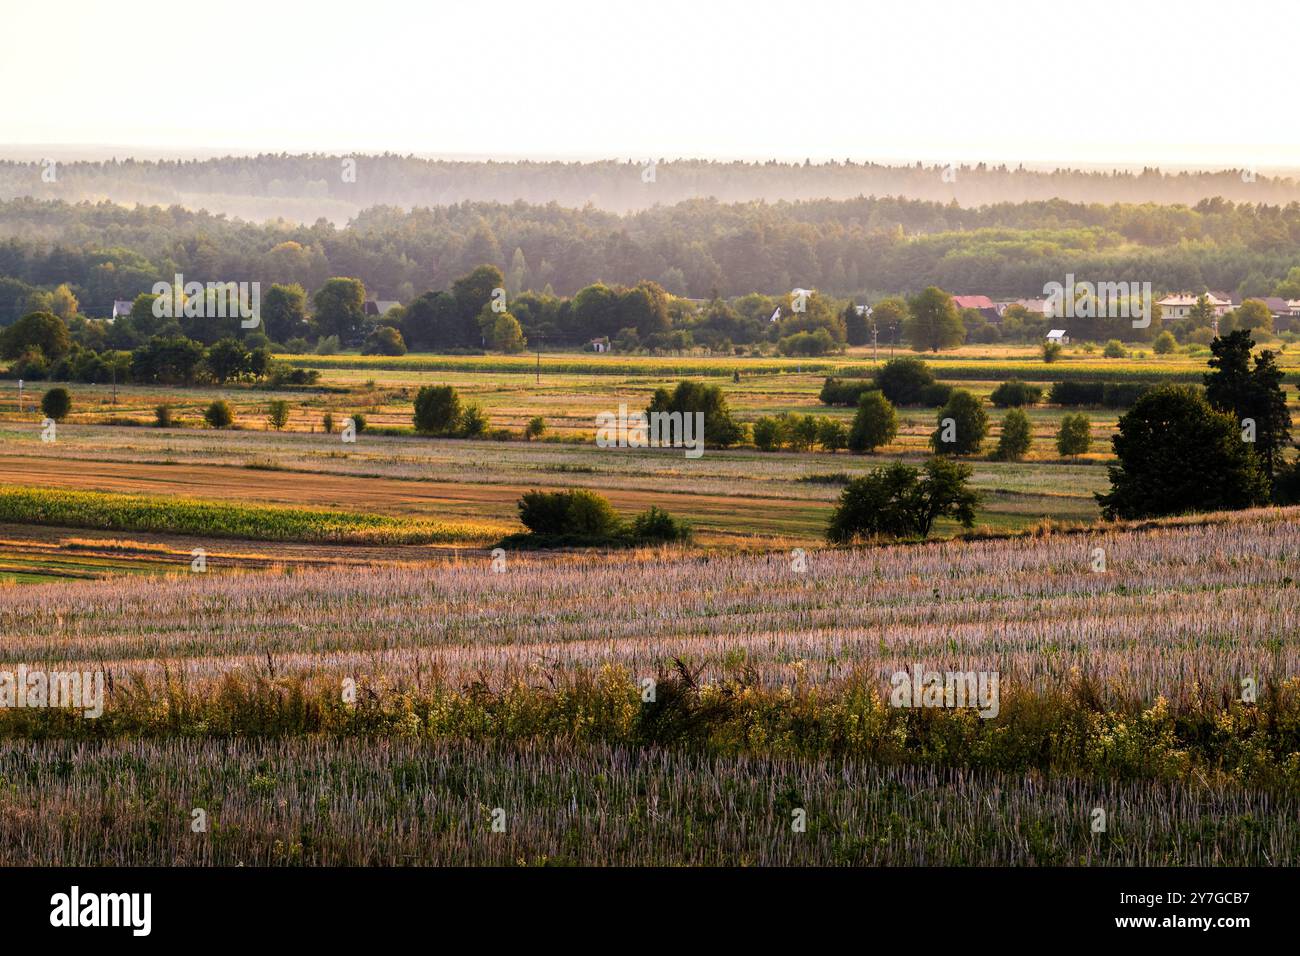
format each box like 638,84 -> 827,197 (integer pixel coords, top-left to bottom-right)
1056,413 -> 1092,457
518,489 -> 621,537
204,400 -> 234,429
819,377 -> 877,406
315,335 -> 341,356
646,380 -> 744,447
848,390 -> 897,453
457,402 -> 488,438
752,416 -> 786,451
153,404 -> 175,428
1041,341 -> 1063,363
349,413 -> 367,434
787,414 -> 821,451
817,418 -> 849,453
363,326 -> 407,356
990,379 -> 1042,407
630,506 -> 691,542
1098,385 -> 1270,519
1153,331 -> 1177,354
931,389 -> 987,455
321,412 -> 335,434
827,457 -> 977,543
40,387 -> 71,421
874,357 -> 935,405
525,417 -> 546,441
266,400 -> 291,430
994,408 -> 1033,461
413,385 -> 462,436
1103,339 -> 1127,358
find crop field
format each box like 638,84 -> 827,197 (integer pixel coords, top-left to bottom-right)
1,345 -> 1297,868
2,506 -> 1298,864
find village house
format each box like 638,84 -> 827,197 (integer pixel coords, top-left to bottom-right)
1157,292 -> 1232,320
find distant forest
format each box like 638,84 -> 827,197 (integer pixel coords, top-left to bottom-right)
2,155 -> 1299,222
2,190 -> 1300,325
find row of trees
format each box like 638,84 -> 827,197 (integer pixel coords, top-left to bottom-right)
5,193 -> 1300,323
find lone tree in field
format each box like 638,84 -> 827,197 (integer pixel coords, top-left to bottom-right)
904,287 -> 964,353
41,387 -> 71,421
204,399 -> 234,429
1097,384 -> 1269,520
848,390 -> 898,453
266,400 -> 291,431
413,385 -> 463,436
646,380 -> 744,447
1203,330 -> 1291,483
993,408 -> 1032,461
827,457 -> 978,543
931,389 -> 987,455
1056,413 -> 1092,457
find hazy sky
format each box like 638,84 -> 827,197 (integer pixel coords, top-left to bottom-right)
3,0 -> 1295,169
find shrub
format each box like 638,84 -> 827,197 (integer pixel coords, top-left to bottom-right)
1153,331 -> 1177,354
994,408 -> 1033,461
153,404 -> 175,428
1048,381 -> 1105,406
990,379 -> 1043,407
413,385 -> 462,435
1103,339 -> 1127,358
819,377 -> 877,406
817,417 -> 849,453
752,416 -> 786,452
363,326 -> 407,356
204,400 -> 234,429
848,391 -> 898,453
630,506 -> 691,542
518,489 -> 621,537
787,414 -> 822,452
40,387 -> 71,421
874,357 -> 936,405
457,402 -> 489,438
1056,413 -> 1091,457
826,457 -> 977,543
315,335 -> 341,356
266,400 -> 291,430
1041,341 -> 1063,363
349,413 -> 367,433
919,382 -> 955,407
646,381 -> 743,447
524,417 -> 546,441
931,390 -> 987,456
321,412 -> 336,434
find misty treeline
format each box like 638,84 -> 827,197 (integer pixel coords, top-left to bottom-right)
3,155 -> 1298,219
3,191 -> 1300,328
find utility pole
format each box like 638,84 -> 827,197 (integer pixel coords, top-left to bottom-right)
16,378 -> 22,414
872,320 -> 879,363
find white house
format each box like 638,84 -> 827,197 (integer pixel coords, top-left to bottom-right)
590,337 -> 611,353
1157,292 -> 1232,320
1045,329 -> 1070,344
111,299 -> 134,321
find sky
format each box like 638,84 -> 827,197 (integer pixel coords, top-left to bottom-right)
2,0 -> 1296,170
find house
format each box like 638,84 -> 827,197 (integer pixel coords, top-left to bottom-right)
111,300 -> 134,321
1157,292 -> 1232,320
1046,329 -> 1070,344
590,337 -> 611,353
363,299 -> 401,317
951,294 -> 1000,323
